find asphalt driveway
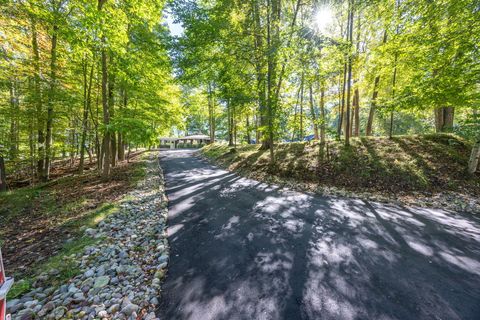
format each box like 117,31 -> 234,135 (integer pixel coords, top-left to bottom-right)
157,149 -> 480,320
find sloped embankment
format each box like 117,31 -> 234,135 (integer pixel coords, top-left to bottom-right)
202,134 -> 480,212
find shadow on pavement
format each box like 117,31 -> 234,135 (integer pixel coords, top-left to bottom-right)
157,149 -> 480,320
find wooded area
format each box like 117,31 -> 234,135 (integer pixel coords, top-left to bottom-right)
0,0 -> 182,186
0,0 -> 479,190
172,0 -> 480,172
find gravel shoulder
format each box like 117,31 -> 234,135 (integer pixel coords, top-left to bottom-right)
8,152 -> 169,320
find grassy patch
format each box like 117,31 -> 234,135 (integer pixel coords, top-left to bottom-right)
7,236 -> 100,299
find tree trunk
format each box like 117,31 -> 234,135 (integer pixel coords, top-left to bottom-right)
309,84 -> 319,140
265,0 -> 280,162
345,0 -> 354,146
252,0 -> 267,148
44,24 -> 58,181
320,85 -> 326,144
338,61 -> 347,138
207,82 -> 215,143
101,47 -> 110,177
107,61 -> 116,167
390,52 -> 398,139
468,137 -> 480,174
228,99 -> 233,146
299,72 -> 304,141
366,30 -> 387,136
434,107 -> 455,132
354,88 -> 360,136
366,75 -> 380,136
99,0 -> 110,177
0,156 -> 6,192
31,19 -> 45,181
79,60 -> 94,174
9,80 -> 18,160
246,117 -> 251,144
118,87 -> 127,161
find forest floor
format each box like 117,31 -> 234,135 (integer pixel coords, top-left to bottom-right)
201,134 -> 480,213
0,150 -> 147,298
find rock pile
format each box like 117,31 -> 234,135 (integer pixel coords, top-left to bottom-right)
8,153 -> 169,320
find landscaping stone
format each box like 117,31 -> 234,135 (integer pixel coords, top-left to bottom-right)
9,153 -> 167,320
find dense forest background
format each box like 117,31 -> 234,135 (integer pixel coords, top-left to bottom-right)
1,0 -> 479,190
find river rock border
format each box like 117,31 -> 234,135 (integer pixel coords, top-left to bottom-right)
8,152 -> 169,320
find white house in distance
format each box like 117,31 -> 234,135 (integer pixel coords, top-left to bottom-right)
159,134 -> 211,149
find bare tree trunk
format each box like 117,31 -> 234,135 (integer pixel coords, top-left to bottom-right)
0,156 -> 6,192
228,99 -> 233,146
366,75 -> 380,136
31,19 -> 45,181
98,0 -> 110,178
309,84 -> 319,140
320,85 -> 326,144
246,117 -> 251,144
291,85 -> 300,141
101,47 -> 110,177
9,79 -> 18,160
345,0 -> 354,146
299,72 -> 304,141
434,107 -> 455,132
79,59 -> 94,174
118,86 -> 127,161
233,105 -> 237,148
207,82 -> 215,143
338,62 -> 347,138
389,52 -> 398,139
266,0 -> 281,163
252,0 -> 267,148
108,65 -> 116,167
366,31 -> 386,136
468,137 -> 480,174
44,24 -> 58,181
354,88 -> 360,136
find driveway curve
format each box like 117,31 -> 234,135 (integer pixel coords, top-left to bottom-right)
157,149 -> 480,320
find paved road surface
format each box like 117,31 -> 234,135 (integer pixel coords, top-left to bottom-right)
157,149 -> 480,320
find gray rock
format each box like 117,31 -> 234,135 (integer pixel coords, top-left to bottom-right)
121,303 -> 139,316
43,301 -> 55,312
108,303 -> 120,313
96,265 -> 106,276
145,312 -> 158,320
85,228 -> 96,236
84,269 -> 95,277
73,292 -> 85,303
6,299 -> 20,308
52,306 -> 67,320
157,255 -> 168,264
98,310 -> 108,318
16,308 -> 34,320
93,276 -> 110,288
23,300 -> 38,309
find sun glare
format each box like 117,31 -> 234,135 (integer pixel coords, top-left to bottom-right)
314,7 -> 333,33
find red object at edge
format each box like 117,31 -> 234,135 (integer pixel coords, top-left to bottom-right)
0,248 -> 13,320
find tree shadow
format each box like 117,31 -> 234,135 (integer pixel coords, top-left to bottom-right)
156,149 -> 480,320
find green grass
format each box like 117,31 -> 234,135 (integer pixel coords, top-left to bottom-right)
7,236 -> 100,299
201,134 -> 477,194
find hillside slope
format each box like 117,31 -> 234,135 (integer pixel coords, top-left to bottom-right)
201,134 -> 480,211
